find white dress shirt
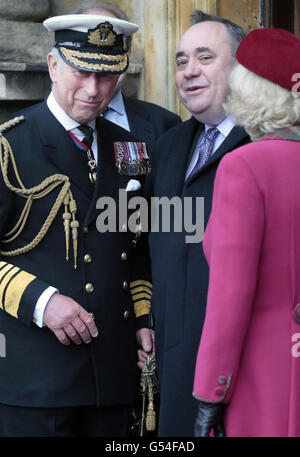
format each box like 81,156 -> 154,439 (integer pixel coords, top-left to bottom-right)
185,115 -> 236,181
104,90 -> 130,132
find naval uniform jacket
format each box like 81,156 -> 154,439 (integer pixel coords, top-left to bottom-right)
0,101 -> 151,408
149,116 -> 250,436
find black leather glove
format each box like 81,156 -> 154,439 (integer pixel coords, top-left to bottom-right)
194,401 -> 226,437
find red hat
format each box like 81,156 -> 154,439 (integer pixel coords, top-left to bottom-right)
236,28 -> 300,92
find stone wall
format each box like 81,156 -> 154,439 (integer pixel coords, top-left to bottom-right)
0,0 -> 144,122
0,0 -> 53,121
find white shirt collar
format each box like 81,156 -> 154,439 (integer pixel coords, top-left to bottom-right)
47,92 -> 96,132
108,90 -> 126,116
185,115 -> 236,181
204,115 -> 236,138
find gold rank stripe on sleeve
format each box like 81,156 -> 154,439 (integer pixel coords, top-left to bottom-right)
130,280 -> 153,290
132,291 -> 152,301
0,261 -> 36,318
134,300 -> 151,318
130,280 -> 152,318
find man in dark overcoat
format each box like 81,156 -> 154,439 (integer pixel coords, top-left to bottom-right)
144,11 -> 251,436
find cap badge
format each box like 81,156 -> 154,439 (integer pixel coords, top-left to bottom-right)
113,142 -> 151,176
87,22 -> 117,48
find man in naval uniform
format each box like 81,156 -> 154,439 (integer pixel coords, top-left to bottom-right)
0,14 -> 152,437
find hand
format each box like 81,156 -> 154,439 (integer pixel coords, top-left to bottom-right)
43,293 -> 99,346
194,401 -> 226,437
136,328 -> 155,370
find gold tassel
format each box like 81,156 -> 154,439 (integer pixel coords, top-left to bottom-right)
63,213 -> 71,261
62,194 -> 71,262
69,196 -> 79,270
146,389 -> 156,431
71,220 -> 79,270
139,354 -> 158,434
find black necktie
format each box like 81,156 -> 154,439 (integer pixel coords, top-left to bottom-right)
77,125 -> 96,184
78,124 -> 94,150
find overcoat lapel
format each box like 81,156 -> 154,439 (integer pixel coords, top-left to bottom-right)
171,117 -> 202,195
185,125 -> 249,186
123,99 -> 155,146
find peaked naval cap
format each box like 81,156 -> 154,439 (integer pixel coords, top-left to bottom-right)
43,14 -> 138,74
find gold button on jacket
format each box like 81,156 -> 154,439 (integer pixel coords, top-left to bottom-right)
85,283 -> 94,293
84,254 -> 92,263
121,252 -> 127,261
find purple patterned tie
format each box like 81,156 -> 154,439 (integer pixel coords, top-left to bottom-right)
188,127 -> 219,180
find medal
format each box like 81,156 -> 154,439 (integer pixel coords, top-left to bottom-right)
113,141 -> 151,176
86,148 -> 97,184
68,128 -> 97,184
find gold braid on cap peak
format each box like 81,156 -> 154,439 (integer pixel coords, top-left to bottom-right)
60,47 -> 128,73
0,117 -> 79,270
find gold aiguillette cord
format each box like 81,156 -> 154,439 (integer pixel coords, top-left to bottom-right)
0,117 -> 79,270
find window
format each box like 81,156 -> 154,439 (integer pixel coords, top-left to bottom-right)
263,0 -> 298,35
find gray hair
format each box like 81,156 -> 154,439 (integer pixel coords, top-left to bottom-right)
224,63 -> 300,140
49,47 -> 64,66
70,1 -> 132,51
190,9 -> 246,56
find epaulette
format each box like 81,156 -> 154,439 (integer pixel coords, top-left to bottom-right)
0,116 -> 24,135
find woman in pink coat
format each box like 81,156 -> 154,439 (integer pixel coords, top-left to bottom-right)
193,28 -> 300,437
